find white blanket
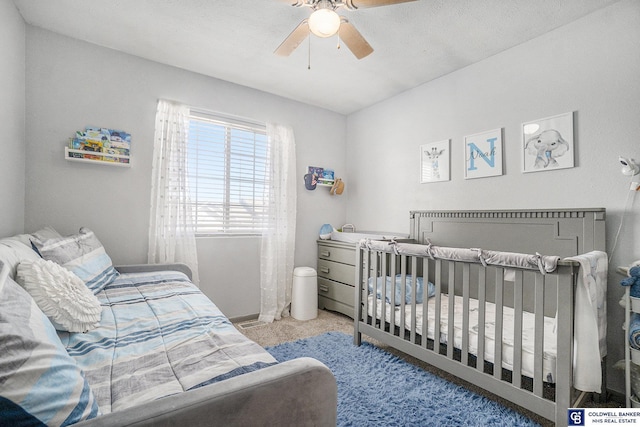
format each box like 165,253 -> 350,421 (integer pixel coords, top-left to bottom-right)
565,251 -> 608,393
368,295 -> 558,382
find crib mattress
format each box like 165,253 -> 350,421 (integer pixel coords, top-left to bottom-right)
367,295 -> 557,382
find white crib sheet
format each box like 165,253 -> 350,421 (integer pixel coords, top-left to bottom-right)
367,294 -> 557,382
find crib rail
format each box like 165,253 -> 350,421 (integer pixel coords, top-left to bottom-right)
354,244 -> 578,425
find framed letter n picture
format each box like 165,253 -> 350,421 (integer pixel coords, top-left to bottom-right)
464,128 -> 503,179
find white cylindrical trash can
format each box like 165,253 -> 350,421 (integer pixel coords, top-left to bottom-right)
291,267 -> 318,321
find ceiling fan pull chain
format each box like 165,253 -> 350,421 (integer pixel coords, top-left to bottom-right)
308,29 -> 312,70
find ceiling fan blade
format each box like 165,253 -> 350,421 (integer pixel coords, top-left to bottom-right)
274,19 -> 309,56
277,0 -> 307,6
338,19 -> 373,59
343,0 -> 417,9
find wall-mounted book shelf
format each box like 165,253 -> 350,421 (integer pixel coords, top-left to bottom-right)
316,179 -> 335,187
65,147 -> 131,167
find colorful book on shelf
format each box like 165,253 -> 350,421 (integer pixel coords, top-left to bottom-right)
321,169 -> 334,181
308,166 -> 324,178
67,127 -> 131,163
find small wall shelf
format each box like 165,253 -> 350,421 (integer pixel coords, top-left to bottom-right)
65,147 -> 131,167
317,179 -> 335,187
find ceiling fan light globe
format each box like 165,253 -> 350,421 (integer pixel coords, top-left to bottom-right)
309,9 -> 341,37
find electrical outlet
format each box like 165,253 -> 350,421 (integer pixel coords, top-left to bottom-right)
630,182 -> 640,191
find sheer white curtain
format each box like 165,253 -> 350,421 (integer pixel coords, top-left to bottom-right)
148,99 -> 200,285
258,123 -> 297,323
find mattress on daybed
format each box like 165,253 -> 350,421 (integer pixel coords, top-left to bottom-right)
57,270 -> 277,414
368,294 -> 558,382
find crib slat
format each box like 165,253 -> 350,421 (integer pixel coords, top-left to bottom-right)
355,247 -> 363,345
410,256 -> 418,344
399,255 -> 407,335
462,263 -> 470,366
435,260 -> 442,354
477,266 -> 486,372
422,257 -> 430,348
493,270 -> 504,380
390,255 -> 397,332
447,262 -> 455,360
362,249 -> 370,323
371,251 -> 379,328
513,270 -> 524,389
380,252 -> 388,331
533,273 -> 545,397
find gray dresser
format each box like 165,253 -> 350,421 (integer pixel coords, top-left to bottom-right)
317,240 -> 356,318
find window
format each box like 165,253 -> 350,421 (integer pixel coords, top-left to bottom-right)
187,110 -> 269,235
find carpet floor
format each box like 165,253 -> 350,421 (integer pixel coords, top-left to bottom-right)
234,309 -> 621,427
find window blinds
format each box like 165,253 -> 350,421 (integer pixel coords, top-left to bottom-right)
187,111 -> 269,235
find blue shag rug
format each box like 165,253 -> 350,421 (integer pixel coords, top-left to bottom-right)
267,332 -> 540,427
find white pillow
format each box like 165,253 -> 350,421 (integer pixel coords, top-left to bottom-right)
16,259 -> 102,332
0,238 -> 41,280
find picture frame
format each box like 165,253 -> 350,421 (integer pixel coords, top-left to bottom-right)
463,128 -> 503,179
522,112 -> 574,173
420,139 -> 450,183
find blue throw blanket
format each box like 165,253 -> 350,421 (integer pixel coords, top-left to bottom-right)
57,271 -> 277,414
368,274 -> 435,305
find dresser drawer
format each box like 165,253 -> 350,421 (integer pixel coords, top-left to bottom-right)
318,277 -> 355,307
317,259 -> 354,286
317,244 -> 355,266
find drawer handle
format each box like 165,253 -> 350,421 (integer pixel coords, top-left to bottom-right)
320,250 -> 330,257
320,266 -> 330,274
319,284 -> 329,293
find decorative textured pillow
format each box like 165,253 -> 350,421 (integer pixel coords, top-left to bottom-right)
31,227 -> 119,294
16,259 -> 102,333
0,275 -> 100,425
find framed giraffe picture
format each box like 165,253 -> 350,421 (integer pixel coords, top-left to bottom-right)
420,139 -> 450,183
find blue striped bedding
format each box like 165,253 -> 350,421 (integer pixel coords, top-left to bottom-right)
56,270 -> 277,414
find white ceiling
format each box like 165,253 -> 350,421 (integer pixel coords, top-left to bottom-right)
13,0 -> 619,115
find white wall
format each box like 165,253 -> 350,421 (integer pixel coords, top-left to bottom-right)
345,0 -> 640,395
0,0 -> 25,236
24,27 -> 347,318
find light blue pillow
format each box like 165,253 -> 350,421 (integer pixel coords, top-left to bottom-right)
31,227 -> 119,294
0,272 -> 100,426
368,274 -> 435,305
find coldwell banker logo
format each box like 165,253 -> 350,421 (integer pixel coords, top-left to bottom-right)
568,409 -> 585,426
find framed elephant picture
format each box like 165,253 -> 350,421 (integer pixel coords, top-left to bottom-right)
522,112 -> 574,173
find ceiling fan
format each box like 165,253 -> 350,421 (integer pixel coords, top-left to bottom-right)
275,0 -> 417,60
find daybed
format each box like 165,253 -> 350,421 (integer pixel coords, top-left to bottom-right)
0,227 -> 337,427
354,208 -> 607,427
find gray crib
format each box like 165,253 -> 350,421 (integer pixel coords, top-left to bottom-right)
354,208 -> 606,427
